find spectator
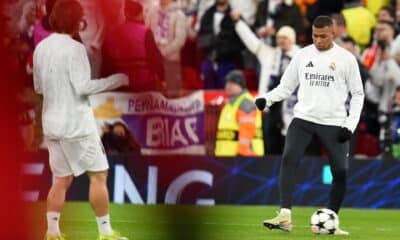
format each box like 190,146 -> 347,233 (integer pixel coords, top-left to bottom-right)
18,0 -> 36,43
331,13 -> 349,45
147,0 -> 187,96
295,0 -> 318,41
75,0 -> 104,78
340,36 -> 369,84
33,0 -> 57,47
378,5 -> 396,22
368,21 -> 400,113
198,0 -> 244,89
215,70 -> 264,156
75,0 -> 125,78
254,0 -> 305,45
102,0 -> 164,92
377,5 -> 400,34
232,10 -> 300,153
229,0 -> 263,25
395,0 -> 400,24
194,0 -> 215,31
365,21 -> 400,151
17,0 -> 36,75
102,122 -> 141,154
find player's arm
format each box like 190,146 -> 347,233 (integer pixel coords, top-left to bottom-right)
255,53 -> 300,110
69,45 -> 129,96
343,55 -> 365,133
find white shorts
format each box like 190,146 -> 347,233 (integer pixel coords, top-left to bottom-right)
46,133 -> 109,177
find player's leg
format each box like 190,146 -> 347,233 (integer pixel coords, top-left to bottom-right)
263,118 -> 314,231
88,171 -> 128,240
316,125 -> 349,235
88,171 -> 111,230
46,139 -> 74,239
46,175 -> 73,239
316,125 -> 349,213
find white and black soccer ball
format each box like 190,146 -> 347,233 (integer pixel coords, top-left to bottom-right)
310,208 -> 339,234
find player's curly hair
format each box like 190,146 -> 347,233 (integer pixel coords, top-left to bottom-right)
49,0 -> 83,35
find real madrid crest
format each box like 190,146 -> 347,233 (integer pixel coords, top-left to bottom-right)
329,62 -> 336,71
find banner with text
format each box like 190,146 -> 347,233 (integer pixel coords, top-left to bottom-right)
89,91 -> 205,155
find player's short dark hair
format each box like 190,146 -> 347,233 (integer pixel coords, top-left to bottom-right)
313,16 -> 333,28
331,13 -> 346,27
49,0 -> 83,35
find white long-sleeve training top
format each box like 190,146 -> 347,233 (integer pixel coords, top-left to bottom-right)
262,43 -> 365,132
33,33 -> 128,140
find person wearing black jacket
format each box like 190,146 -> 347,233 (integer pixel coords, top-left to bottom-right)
198,0 -> 244,89
253,0 -> 305,45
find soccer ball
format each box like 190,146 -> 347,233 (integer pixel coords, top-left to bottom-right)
310,208 -> 339,234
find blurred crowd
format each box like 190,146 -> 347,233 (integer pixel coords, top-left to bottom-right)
4,0 -> 400,159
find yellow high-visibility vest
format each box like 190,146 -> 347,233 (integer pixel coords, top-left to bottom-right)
342,6 -> 376,47
365,0 -> 390,16
215,92 -> 264,156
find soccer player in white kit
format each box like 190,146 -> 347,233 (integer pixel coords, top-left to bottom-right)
255,16 -> 365,235
33,0 -> 129,239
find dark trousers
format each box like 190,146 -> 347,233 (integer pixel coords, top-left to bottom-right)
279,118 -> 349,213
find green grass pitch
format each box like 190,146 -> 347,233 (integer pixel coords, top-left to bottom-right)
29,202 -> 400,240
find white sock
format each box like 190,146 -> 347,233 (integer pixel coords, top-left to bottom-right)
46,212 -> 61,235
280,208 -> 291,215
96,214 -> 113,235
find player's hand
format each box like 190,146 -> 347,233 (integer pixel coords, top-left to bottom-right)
338,127 -> 352,143
112,73 -> 129,86
255,96 -> 269,111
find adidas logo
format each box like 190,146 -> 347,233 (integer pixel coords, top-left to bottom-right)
306,61 -> 314,67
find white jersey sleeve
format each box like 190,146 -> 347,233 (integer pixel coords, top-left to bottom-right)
264,52 -> 300,106
68,44 -> 128,96
343,55 -> 365,132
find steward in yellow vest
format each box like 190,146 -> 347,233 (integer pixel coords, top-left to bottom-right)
342,0 -> 376,48
215,70 -> 264,156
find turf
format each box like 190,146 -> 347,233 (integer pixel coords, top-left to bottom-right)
29,202 -> 400,240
